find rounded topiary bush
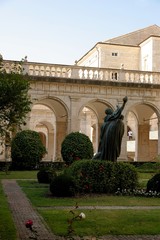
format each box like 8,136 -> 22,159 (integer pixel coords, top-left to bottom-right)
37,169 -> 56,184
11,130 -> 47,170
67,160 -> 138,194
50,174 -> 76,197
147,173 -> 160,192
61,132 -> 94,165
113,162 -> 138,192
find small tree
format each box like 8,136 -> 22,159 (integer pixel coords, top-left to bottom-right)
0,55 -> 32,141
0,55 -> 32,172
61,132 -> 94,165
11,130 -> 47,170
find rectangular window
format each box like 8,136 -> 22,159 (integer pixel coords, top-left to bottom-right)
111,72 -> 118,80
112,52 -> 118,56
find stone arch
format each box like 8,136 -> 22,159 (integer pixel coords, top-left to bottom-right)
29,97 -> 69,161
77,99 -> 115,153
126,101 -> 160,161
32,96 -> 70,121
39,132 -> 47,147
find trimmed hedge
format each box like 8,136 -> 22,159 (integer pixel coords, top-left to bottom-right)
147,173 -> 160,192
37,169 -> 56,184
61,132 -> 94,165
11,130 -> 47,170
50,174 -> 76,197
67,160 -> 138,194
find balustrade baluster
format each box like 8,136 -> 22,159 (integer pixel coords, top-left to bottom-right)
3,60 -> 160,85
45,67 -> 50,76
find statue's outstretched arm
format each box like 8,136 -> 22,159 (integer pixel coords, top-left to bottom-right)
121,96 -> 128,110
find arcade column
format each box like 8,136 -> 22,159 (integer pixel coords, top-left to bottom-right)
56,121 -> 67,159
118,116 -> 127,161
157,120 -> 160,155
69,97 -> 81,132
137,123 -> 150,161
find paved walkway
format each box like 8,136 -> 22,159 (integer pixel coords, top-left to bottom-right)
2,179 -> 160,240
2,180 -> 56,240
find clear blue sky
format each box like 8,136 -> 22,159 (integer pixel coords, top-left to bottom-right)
0,0 -> 160,65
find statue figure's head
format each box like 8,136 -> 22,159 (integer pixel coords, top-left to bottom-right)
105,108 -> 113,115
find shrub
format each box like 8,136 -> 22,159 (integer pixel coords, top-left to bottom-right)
11,130 -> 47,170
113,162 -> 138,191
50,174 -> 76,197
61,132 -> 94,165
37,169 -> 56,184
136,162 -> 160,173
67,160 -> 138,194
147,173 -> 160,192
38,161 -> 65,171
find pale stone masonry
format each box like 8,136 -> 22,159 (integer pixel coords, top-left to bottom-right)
77,25 -> 160,72
1,25 -> 160,162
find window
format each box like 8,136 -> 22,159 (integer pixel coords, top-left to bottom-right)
112,52 -> 118,56
111,72 -> 118,80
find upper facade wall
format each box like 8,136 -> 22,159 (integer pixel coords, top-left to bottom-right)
140,38 -> 153,71
140,36 -> 160,72
100,44 -> 140,70
77,49 -> 99,67
153,37 -> 160,72
77,44 -> 140,70
77,26 -> 160,72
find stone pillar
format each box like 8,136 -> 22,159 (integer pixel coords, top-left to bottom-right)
22,102 -> 35,130
137,124 -> 150,161
56,121 -> 67,159
118,116 -> 127,161
21,113 -> 31,130
47,132 -> 54,161
69,97 -> 81,132
96,122 -> 103,152
158,120 -> 160,155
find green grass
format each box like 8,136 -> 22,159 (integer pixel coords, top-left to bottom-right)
137,172 -> 155,188
38,209 -> 160,236
0,171 -> 37,240
0,181 -> 17,240
1,169 -> 160,238
18,179 -> 160,237
0,170 -> 38,179
18,180 -> 160,207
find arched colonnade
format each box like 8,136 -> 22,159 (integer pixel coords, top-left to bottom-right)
26,96 -> 160,162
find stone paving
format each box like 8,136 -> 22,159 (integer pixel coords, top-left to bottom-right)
2,180 -> 56,240
2,179 -> 160,240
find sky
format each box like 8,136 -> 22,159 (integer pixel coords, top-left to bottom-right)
0,0 -> 160,65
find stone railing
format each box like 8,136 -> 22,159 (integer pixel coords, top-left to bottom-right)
3,60 -> 160,84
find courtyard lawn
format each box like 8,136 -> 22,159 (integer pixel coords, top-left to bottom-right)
0,171 -> 37,240
0,170 -> 38,179
137,172 -> 155,189
38,209 -> 160,236
18,180 -> 160,207
17,179 -> 160,237
0,182 -> 17,240
1,169 -> 160,238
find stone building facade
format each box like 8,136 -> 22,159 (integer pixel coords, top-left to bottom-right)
1,25 -> 160,163
77,24 -> 160,72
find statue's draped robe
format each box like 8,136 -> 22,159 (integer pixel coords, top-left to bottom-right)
95,106 -> 125,162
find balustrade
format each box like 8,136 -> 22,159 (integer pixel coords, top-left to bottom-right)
3,60 -> 160,85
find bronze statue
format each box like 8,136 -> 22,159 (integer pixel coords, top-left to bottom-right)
93,96 -> 128,162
